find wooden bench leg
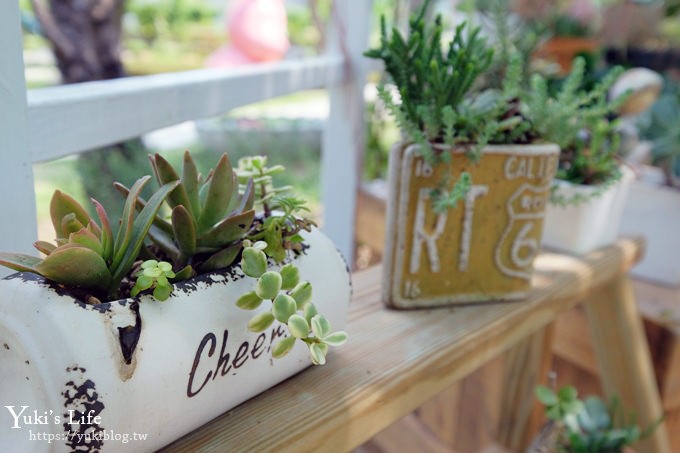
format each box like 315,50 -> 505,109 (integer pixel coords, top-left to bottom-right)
583,275 -> 671,453
497,322 -> 556,451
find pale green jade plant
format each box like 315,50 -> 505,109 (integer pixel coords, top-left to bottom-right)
237,240 -> 348,365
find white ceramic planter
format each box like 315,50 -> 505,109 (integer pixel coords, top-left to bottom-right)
0,228 -> 350,452
619,168 -> 680,286
542,166 -> 635,254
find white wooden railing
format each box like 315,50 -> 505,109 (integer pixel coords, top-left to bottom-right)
0,1 -> 370,270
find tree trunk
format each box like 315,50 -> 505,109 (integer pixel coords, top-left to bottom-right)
32,0 -> 126,83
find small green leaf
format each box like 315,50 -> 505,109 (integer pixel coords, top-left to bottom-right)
153,283 -> 173,301
279,263 -> 299,290
272,337 -> 296,359
272,294 -> 297,323
303,303 -> 318,323
288,314 -> 310,338
33,241 -> 56,256
535,385 -> 559,406
136,275 -> 154,291
322,331 -> 348,347
309,343 -> 327,365
241,247 -> 267,278
290,281 -> 312,309
558,385 -> 578,403
247,311 -> 275,333
311,315 -> 331,338
256,271 -> 282,300
236,291 -> 263,310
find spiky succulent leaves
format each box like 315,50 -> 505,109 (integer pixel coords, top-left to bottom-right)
364,1 -> 493,146
171,205 -> 196,261
50,191 -> 92,239
198,242 -> 242,273
108,178 -> 180,297
92,199 -> 114,262
197,154 -> 234,231
146,152 -> 255,271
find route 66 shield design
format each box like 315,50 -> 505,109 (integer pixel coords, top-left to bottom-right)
382,142 -> 559,309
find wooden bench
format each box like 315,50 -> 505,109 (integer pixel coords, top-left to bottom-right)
160,237 -> 669,452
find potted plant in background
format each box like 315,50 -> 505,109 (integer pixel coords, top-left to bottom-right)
531,385 -> 659,452
534,57 -> 635,255
619,78 -> 680,286
365,0 -> 560,308
0,151 -> 350,452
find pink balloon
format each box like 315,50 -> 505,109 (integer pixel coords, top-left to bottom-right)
228,0 -> 290,62
205,45 -> 256,68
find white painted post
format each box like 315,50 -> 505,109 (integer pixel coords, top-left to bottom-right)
0,3 -> 38,275
321,0 -> 371,266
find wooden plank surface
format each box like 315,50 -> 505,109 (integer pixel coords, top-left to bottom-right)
584,276 -> 671,453
161,238 -> 653,452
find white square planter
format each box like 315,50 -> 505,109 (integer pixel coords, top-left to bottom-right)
0,229 -> 350,452
542,166 -> 635,254
619,170 -> 680,286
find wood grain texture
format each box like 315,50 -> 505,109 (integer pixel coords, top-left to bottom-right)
160,238 -> 660,453
584,276 -> 671,453
497,323 -> 556,451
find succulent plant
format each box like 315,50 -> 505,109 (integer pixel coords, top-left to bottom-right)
236,241 -> 348,364
117,151 -> 256,274
0,177 -> 178,300
236,156 -> 315,262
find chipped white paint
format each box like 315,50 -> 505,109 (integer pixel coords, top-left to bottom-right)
0,228 -> 350,452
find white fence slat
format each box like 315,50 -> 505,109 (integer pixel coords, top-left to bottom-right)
0,2 -> 38,271
321,1 -> 371,264
27,55 -> 344,162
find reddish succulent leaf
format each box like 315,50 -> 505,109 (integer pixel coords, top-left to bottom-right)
92,199 -> 114,262
35,246 -> 111,290
69,228 -> 103,255
33,241 -> 56,256
50,191 -> 91,239
0,253 -> 42,273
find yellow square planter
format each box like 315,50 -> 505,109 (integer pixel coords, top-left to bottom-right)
382,142 -> 559,308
